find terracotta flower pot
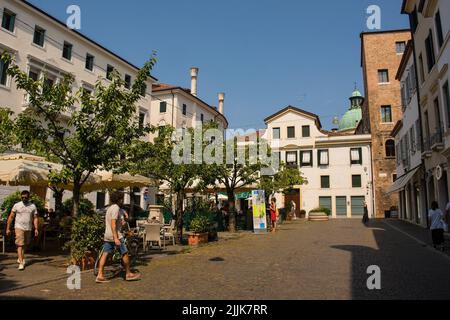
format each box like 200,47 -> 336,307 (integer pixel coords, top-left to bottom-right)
188,232 -> 209,246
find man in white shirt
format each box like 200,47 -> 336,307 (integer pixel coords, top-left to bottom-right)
6,190 -> 38,271
428,201 -> 445,251
96,191 -> 140,283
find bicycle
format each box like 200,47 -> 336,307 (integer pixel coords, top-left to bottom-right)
93,229 -> 140,277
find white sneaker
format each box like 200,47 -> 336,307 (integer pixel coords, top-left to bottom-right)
18,263 -> 24,271
17,259 -> 25,266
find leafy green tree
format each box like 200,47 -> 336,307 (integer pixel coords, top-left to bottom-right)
0,107 -> 17,153
1,52 -> 156,217
259,163 -> 307,203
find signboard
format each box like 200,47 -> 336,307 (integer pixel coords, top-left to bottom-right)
252,190 -> 267,233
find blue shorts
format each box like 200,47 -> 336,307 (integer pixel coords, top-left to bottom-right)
103,239 -> 128,256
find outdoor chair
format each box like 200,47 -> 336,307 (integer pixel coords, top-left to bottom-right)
162,220 -> 176,246
143,224 -> 164,251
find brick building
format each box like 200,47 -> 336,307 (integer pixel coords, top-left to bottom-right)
360,30 -> 412,218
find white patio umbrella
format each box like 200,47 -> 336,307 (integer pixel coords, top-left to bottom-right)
0,153 -> 101,190
79,170 -> 158,192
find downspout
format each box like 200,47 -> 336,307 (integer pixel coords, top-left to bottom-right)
171,89 -> 175,127
369,143 -> 376,219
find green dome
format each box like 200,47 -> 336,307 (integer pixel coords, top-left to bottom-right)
339,108 -> 362,131
352,89 -> 362,97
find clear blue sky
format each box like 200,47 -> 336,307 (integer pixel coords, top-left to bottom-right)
28,0 -> 409,130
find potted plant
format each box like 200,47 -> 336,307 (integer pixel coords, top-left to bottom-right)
63,213 -> 104,270
299,210 -> 306,219
188,215 -> 210,246
308,207 -> 331,221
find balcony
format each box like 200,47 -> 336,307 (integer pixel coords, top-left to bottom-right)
431,127 -> 444,151
421,137 -> 432,159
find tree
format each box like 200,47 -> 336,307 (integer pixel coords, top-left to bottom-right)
1,52 -> 157,217
124,123 -> 215,242
213,137 -> 266,233
0,107 -> 17,153
259,163 -> 307,204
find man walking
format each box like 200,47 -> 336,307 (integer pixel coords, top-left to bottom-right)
96,191 -> 140,283
6,190 -> 38,271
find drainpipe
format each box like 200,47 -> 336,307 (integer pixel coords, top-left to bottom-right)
171,89 -> 175,127
369,144 -> 376,219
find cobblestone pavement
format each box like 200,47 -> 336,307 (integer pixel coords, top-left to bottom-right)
1,219 -> 450,300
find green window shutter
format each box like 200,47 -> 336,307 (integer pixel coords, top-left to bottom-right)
336,197 -> 347,216
319,197 -> 332,212
352,175 -> 362,188
351,196 -> 365,216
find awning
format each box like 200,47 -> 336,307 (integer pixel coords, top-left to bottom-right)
386,166 -> 420,195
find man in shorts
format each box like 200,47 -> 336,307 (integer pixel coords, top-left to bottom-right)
96,191 -> 140,283
6,190 -> 38,271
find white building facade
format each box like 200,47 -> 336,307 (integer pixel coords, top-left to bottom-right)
263,106 -> 373,219
0,0 -> 156,209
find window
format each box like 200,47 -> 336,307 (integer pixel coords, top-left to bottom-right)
286,151 -> 298,167
321,176 -> 330,189
350,148 -> 362,165
273,127 -> 280,139
410,127 -> 416,153
381,105 -> 392,123
139,112 -> 145,130
419,54 -> 425,84
140,84 -> 147,97
124,74 -> 131,89
287,126 -> 295,138
385,139 -> 395,157
28,70 -> 39,81
319,197 -> 332,213
302,125 -> 310,137
336,197 -> 347,216
425,29 -> 436,72
81,87 -> 92,97
62,42 -> 72,60
96,192 -> 106,210
85,54 -> 94,71
0,59 -> 9,86
411,6 -> 419,33
33,26 -> 45,47
318,149 -> 329,166
352,175 -> 362,188
1,8 -> 15,32
435,11 -> 444,49
182,104 -> 187,116
159,101 -> 167,113
106,65 -> 114,81
444,82 -> 450,128
393,174 -> 397,182
396,41 -> 406,54
300,150 -> 313,167
43,78 -> 54,94
378,69 -> 389,83
200,114 -> 204,123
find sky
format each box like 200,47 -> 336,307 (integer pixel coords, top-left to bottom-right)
28,0 -> 409,130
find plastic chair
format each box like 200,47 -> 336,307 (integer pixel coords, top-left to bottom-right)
143,224 -> 164,251
162,220 -> 176,246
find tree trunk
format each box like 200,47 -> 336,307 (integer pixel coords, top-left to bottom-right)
54,188 -> 64,216
176,190 -> 184,243
227,191 -> 237,233
72,175 -> 81,217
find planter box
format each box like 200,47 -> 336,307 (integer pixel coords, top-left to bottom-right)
308,212 -> 329,222
188,232 -> 209,246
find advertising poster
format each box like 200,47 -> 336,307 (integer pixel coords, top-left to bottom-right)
252,190 -> 267,233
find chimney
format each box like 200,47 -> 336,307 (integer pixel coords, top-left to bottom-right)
190,67 -> 199,96
218,92 -> 225,115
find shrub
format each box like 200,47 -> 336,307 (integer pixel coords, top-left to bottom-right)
0,191 -> 45,220
189,215 -> 211,234
62,198 -> 95,216
63,213 -> 105,261
309,207 -> 331,216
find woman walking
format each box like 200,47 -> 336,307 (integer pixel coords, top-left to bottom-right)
428,201 -> 445,251
270,198 -> 277,233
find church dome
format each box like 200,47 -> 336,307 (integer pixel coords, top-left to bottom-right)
338,88 -> 364,131
339,108 -> 362,131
